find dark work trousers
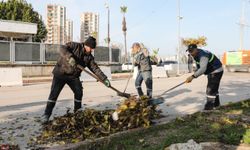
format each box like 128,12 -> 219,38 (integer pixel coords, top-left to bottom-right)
205,71 -> 223,109
135,70 -> 153,98
44,76 -> 83,117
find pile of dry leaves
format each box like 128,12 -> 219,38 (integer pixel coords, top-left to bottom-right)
30,96 -> 161,147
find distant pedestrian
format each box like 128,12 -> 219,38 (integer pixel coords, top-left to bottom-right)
188,54 -> 193,73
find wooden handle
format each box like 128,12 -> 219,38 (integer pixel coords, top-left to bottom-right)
77,65 -> 123,94
77,65 -> 104,84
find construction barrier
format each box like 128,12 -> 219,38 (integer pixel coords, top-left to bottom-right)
152,66 -> 168,78
133,64 -> 189,79
0,68 -> 23,86
222,51 -> 250,72
164,64 -> 189,76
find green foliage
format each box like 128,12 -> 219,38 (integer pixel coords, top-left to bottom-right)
0,0 -> 47,42
243,129 -> 250,144
112,70 -> 131,73
120,5 -> 127,32
152,48 -> 159,56
120,6 -> 127,13
91,31 -> 98,39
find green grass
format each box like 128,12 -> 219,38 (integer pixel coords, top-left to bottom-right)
111,70 -> 132,74
76,99 -> 250,150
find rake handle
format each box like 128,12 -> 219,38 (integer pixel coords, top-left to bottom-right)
77,65 -> 123,94
160,81 -> 186,96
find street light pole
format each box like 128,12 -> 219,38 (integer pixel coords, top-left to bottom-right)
177,0 -> 182,75
105,3 -> 112,64
108,6 -> 110,49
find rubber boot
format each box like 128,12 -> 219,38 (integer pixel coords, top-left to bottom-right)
40,114 -> 50,124
204,97 -> 215,110
43,101 -> 55,122
136,87 -> 144,97
74,100 -> 82,113
214,95 -> 220,108
147,89 -> 152,99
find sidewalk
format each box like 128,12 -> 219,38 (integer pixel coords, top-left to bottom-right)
23,73 -> 132,84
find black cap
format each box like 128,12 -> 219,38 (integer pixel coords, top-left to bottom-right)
186,44 -> 197,52
84,36 -> 96,49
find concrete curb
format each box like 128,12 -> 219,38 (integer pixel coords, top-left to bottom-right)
22,73 -> 131,84
23,77 -> 53,84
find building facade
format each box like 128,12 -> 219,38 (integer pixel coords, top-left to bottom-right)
0,19 -> 37,42
80,12 -> 99,44
46,4 -> 66,45
65,19 -> 73,43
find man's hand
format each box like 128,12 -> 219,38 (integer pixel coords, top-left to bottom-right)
104,79 -> 111,87
186,75 -> 195,83
68,57 -> 76,67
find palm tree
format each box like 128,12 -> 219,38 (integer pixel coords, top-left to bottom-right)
91,31 -> 98,39
120,6 -> 127,63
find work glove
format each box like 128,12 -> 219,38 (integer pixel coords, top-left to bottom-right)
68,57 -> 76,67
186,75 -> 195,83
104,79 -> 111,87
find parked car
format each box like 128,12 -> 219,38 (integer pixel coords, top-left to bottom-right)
122,63 -> 133,71
157,60 -> 178,77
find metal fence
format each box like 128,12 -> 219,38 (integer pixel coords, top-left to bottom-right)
0,41 -> 10,61
112,48 -> 120,62
15,42 -> 40,62
0,41 -> 121,64
44,44 -> 61,62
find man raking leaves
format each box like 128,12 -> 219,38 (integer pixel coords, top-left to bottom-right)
185,44 -> 223,110
41,37 -> 111,123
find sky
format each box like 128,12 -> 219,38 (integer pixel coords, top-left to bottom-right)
26,0 -> 250,57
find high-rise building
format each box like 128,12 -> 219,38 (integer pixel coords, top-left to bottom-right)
66,19 -> 73,43
80,12 -> 99,44
46,4 -> 66,45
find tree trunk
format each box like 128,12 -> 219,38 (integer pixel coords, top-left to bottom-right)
124,31 -> 127,64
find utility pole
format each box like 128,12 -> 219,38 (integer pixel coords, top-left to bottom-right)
238,0 -> 250,50
105,2 -> 112,63
177,0 -> 183,75
239,0 -> 246,50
